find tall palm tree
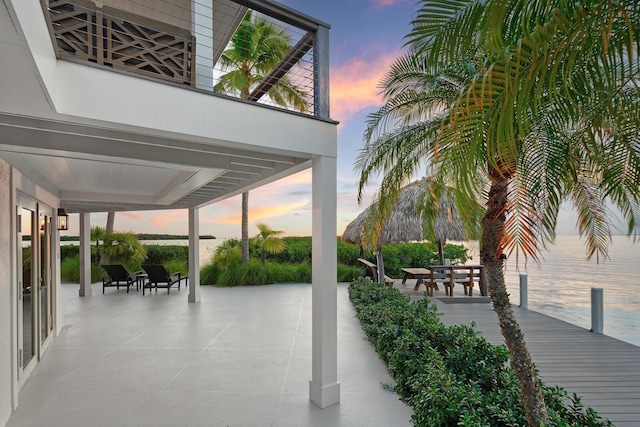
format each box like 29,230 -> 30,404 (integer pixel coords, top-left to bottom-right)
252,222 -> 285,265
356,1 -> 640,425
214,10 -> 309,263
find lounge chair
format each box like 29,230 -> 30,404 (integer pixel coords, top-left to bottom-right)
141,264 -> 188,295
100,264 -> 143,294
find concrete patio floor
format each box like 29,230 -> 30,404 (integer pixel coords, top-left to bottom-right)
6,282 -> 412,427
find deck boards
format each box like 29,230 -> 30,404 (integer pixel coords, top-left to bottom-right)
432,300 -> 640,426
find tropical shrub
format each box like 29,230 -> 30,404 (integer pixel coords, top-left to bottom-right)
337,263 -> 362,283
60,256 -> 104,283
162,259 -> 188,277
348,278 -> 613,426
144,245 -> 189,264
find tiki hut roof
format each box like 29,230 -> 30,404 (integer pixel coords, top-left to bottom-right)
342,180 -> 467,245
433,193 -> 466,242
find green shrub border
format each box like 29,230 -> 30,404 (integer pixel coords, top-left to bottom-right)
348,278 -> 613,426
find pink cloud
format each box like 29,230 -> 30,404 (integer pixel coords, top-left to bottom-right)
330,51 -> 400,124
121,212 -> 145,221
148,210 -> 188,228
370,0 -> 406,6
216,199 -> 310,224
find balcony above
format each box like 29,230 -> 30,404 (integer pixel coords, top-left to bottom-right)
0,0 -> 335,214
43,0 -> 329,118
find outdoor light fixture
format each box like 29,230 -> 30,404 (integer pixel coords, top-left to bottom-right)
57,208 -> 69,231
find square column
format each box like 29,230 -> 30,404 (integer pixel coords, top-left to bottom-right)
309,155 -> 339,408
78,212 -> 92,297
188,207 -> 201,303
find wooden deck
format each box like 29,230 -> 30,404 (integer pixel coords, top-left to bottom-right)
432,299 -> 640,426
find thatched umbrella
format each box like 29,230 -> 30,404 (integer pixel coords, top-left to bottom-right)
342,180 -> 468,283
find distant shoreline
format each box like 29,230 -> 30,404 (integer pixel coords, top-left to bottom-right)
60,234 -> 217,242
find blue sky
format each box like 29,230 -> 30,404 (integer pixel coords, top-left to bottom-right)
66,0 -> 597,238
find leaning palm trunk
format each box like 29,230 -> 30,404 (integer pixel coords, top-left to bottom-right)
100,211 -> 116,264
481,173 -> 549,426
241,192 -> 249,264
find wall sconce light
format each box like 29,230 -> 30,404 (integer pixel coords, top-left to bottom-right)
57,208 -> 69,231
40,217 -> 46,231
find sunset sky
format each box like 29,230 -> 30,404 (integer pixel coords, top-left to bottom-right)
66,0 -> 592,239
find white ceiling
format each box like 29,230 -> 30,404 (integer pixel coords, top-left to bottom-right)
0,112 -> 307,213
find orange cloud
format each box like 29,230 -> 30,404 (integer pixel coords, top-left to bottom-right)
149,210 -> 188,228
216,199 -> 309,224
121,212 -> 145,221
330,51 -> 400,123
268,171 -> 311,187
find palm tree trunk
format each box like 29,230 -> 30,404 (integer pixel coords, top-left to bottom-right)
375,243 -> 385,284
241,192 -> 249,264
106,212 -> 115,234
481,173 -> 549,427
101,212 -> 116,264
437,240 -> 444,264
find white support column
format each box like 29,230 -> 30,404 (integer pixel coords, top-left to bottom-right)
78,212 -> 92,297
192,0 -> 214,90
309,155 -> 339,408
188,207 -> 201,303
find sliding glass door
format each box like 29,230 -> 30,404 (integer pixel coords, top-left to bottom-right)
17,197 -> 55,383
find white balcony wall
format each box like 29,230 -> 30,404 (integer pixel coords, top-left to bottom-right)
6,0 -> 335,159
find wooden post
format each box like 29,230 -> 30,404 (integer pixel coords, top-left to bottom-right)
591,288 -> 603,334
519,274 -> 528,308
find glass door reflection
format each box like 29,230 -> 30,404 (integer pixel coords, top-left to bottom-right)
20,207 -> 35,369
39,213 -> 52,349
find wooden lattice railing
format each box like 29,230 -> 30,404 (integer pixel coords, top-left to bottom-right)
45,0 -> 195,86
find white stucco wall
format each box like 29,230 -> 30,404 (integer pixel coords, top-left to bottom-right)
0,158 -> 12,426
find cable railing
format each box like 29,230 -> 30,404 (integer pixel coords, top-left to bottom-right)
43,0 -> 322,117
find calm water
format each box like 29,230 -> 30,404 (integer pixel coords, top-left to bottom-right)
466,236 -> 640,347
139,239 -> 224,267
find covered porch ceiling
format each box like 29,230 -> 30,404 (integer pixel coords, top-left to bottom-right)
0,112 -> 309,213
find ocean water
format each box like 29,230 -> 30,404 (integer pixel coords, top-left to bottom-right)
465,235 -> 640,347
139,239 -> 224,267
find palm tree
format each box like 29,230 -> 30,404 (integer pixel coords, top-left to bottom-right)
91,226 -> 146,264
214,10 -> 310,263
252,222 -> 285,265
356,1 -> 640,425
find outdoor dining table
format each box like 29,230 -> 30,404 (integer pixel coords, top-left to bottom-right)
401,268 -> 434,291
426,264 -> 485,297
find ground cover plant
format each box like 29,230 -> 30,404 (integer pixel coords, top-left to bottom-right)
348,278 -> 613,426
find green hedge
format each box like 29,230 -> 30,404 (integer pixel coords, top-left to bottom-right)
348,278 -> 613,426
256,237 -> 469,278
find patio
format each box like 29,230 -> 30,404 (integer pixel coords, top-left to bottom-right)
6,283 -> 412,427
